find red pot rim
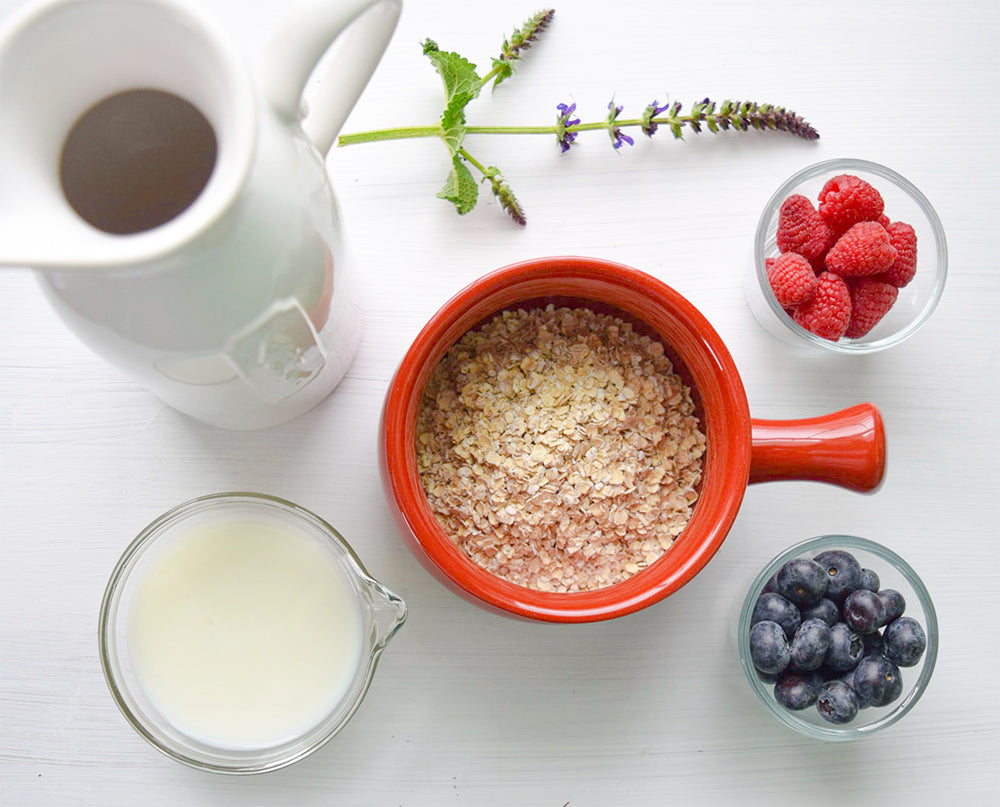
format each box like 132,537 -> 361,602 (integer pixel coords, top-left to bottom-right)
381,256 -> 753,622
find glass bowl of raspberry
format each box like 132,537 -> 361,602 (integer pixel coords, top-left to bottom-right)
737,534 -> 938,741
747,159 -> 947,353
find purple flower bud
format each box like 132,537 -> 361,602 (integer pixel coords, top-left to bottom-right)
606,101 -> 634,150
642,100 -> 670,136
556,102 -> 581,153
494,180 -> 526,225
613,131 -> 634,149
557,102 -> 580,123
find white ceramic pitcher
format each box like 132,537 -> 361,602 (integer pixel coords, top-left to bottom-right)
0,0 -> 401,429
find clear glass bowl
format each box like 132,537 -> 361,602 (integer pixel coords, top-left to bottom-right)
746,158 -> 947,353
737,534 -> 938,740
99,492 -> 406,773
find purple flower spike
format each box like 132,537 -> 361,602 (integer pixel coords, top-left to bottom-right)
607,101 -> 633,150
556,102 -> 581,153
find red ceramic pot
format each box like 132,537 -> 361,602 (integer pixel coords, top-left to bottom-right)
379,257 -> 886,623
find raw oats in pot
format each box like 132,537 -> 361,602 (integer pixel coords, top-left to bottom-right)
415,305 -> 706,592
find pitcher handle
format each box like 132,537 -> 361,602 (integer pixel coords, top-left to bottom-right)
748,402 -> 887,493
260,0 -> 402,156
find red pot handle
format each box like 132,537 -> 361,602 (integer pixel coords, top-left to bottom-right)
748,403 -> 886,493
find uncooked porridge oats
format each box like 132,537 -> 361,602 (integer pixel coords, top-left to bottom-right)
415,305 -> 706,592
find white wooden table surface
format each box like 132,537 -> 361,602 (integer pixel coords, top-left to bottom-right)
2,0 -> 998,803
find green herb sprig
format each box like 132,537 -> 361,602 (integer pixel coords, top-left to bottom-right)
338,9 -> 818,225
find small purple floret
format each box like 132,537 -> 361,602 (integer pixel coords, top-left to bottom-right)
642,100 -> 670,136
556,102 -> 580,153
607,101 -> 633,150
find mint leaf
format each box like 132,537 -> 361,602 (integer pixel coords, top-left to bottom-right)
423,43 -> 482,214
422,45 -> 482,111
436,155 -> 478,214
440,91 -> 473,153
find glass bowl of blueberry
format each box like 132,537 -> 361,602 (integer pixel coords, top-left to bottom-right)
738,534 -> 938,740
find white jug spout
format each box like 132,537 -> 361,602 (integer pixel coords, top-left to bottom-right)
0,208 -> 79,269
0,197 -> 193,269
0,0 -> 256,270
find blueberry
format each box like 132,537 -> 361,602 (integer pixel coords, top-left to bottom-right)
756,668 -> 780,685
775,558 -> 829,607
801,597 -> 840,626
816,663 -> 846,682
751,592 -> 801,640
859,568 -> 880,592
852,655 -> 903,707
883,616 -> 927,667
774,670 -> 823,710
827,667 -> 868,708
749,620 -> 791,675
878,589 -> 906,625
813,549 -> 863,605
843,589 -> 887,635
789,618 -> 832,671
762,572 -> 779,594
862,630 -> 885,658
837,666 -> 860,689
816,680 -> 860,724
824,622 -> 864,671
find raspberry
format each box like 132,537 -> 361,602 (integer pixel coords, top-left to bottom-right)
825,222 -> 897,277
767,252 -> 818,307
776,194 -> 832,264
846,278 -> 899,338
793,271 -> 852,340
818,174 -> 885,230
879,221 -> 918,288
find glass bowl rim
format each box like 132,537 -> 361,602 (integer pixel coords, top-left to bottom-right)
753,157 -> 948,354
737,533 -> 939,741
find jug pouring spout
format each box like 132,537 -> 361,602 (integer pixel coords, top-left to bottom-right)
0,0 -> 400,269
0,0 -> 257,270
364,578 -> 408,652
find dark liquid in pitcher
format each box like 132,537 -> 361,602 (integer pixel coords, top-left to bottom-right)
59,89 -> 217,235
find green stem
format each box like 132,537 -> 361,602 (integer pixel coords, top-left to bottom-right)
466,121 -> 614,135
337,118 -> 664,147
337,125 -> 441,146
456,147 -> 492,179
337,109 -> 796,146
477,63 -> 505,89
